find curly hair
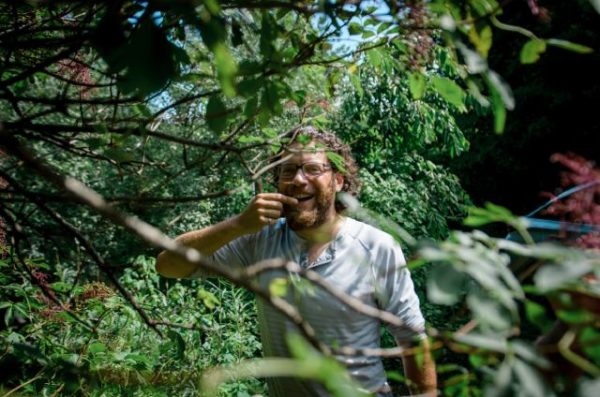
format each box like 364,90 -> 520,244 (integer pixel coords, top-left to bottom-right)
273,125 -> 361,212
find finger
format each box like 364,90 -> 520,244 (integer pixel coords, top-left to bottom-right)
258,208 -> 281,219
256,199 -> 283,211
259,215 -> 276,225
261,193 -> 298,206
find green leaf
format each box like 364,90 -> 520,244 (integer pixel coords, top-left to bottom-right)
213,44 -> 238,97
197,288 -> 220,309
366,49 -> 383,68
431,76 -> 466,111
104,148 -> 134,163
244,96 -> 258,118
202,0 -> 221,15
427,263 -> 465,305
488,69 -> 515,107
485,71 -> 514,133
269,278 -> 288,297
520,39 -> 547,64
525,301 -> 552,332
408,72 -> 426,100
168,330 -> 186,360
348,22 -> 362,35
206,95 -> 228,133
291,90 -> 306,107
469,25 -> 493,58
88,342 -> 107,354
547,38 -> 593,54
237,77 -> 264,98
349,73 -> 363,97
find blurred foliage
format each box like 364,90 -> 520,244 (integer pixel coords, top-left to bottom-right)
1,0 -> 599,396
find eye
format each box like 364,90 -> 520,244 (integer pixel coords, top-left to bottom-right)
279,165 -> 297,178
303,163 -> 323,176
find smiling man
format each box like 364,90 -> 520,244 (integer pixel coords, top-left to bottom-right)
156,126 -> 436,396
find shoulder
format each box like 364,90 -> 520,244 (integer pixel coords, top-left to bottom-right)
343,217 -> 400,252
342,217 -> 406,269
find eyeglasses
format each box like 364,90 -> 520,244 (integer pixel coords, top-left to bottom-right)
276,162 -> 332,180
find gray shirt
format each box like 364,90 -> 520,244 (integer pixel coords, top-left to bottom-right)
196,217 -> 425,396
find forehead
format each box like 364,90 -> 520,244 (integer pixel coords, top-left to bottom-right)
282,140 -> 330,163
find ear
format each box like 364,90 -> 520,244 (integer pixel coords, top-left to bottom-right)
334,172 -> 344,192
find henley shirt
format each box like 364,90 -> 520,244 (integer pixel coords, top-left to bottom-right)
193,216 -> 425,396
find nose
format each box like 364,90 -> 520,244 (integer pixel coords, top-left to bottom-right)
290,167 -> 308,185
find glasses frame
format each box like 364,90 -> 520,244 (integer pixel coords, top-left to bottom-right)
276,161 -> 333,181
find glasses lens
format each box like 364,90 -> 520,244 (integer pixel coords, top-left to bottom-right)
279,164 -> 297,179
303,162 -> 324,176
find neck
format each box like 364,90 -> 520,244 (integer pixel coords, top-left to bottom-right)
294,213 -> 344,245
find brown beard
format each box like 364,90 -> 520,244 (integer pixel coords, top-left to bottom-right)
282,179 -> 336,230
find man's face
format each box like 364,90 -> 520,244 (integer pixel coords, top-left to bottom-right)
277,142 -> 343,230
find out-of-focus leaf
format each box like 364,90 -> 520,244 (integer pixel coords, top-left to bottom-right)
348,22 -> 362,35
213,44 -> 238,97
469,25 -> 492,58
269,278 -> 288,297
104,148 -> 134,163
578,377 -> 600,397
467,289 -> 512,330
366,49 -> 383,67
206,95 -> 228,133
237,77 -> 264,97
408,72 -> 426,100
350,73 -> 363,97
547,38 -> 593,54
453,332 -> 507,352
168,330 -> 186,360
88,342 -> 106,354
588,0 -> 600,13
197,288 -> 220,309
525,301 -> 553,333
534,260 -> 592,291
513,358 -> 549,397
427,263 -> 465,305
485,71 -> 513,133
520,39 -> 547,64
431,76 -> 466,111
244,96 -> 258,118
484,358 -> 512,397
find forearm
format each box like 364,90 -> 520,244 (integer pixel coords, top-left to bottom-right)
155,215 -> 246,278
400,339 -> 437,396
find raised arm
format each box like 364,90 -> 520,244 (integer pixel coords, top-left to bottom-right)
155,193 -> 298,278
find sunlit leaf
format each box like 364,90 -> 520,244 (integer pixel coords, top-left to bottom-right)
269,278 -> 288,297
520,39 -> 547,64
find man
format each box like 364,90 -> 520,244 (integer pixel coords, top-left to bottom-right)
156,126 -> 436,396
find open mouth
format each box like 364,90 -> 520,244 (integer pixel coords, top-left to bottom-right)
295,195 -> 313,202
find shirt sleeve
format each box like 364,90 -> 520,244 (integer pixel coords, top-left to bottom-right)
373,236 -> 426,342
187,233 -> 256,278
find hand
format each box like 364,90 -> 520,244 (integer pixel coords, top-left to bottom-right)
234,193 -> 298,234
